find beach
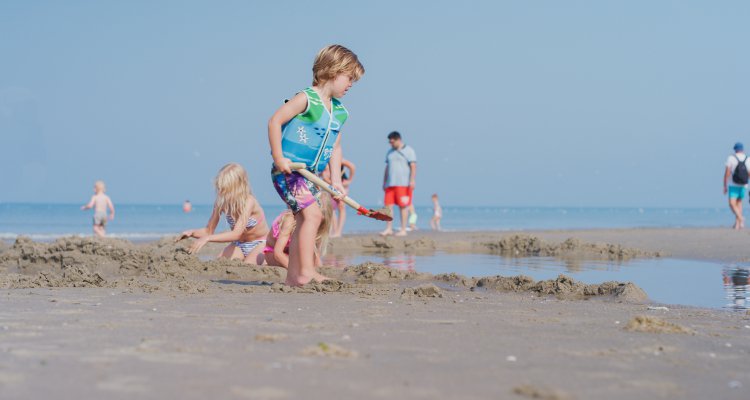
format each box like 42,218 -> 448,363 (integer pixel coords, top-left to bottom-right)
1,228 -> 749,399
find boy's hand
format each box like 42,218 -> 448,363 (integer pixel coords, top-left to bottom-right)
331,181 -> 347,199
109,214 -> 115,221
188,236 -> 210,254
274,158 -> 293,174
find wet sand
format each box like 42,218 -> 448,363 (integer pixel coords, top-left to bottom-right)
1,229 -> 749,399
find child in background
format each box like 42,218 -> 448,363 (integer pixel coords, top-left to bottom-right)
81,180 -> 115,237
407,204 -> 418,231
430,193 -> 442,231
267,44 -> 364,286
323,158 -> 356,237
177,163 -> 269,264
263,192 -> 333,269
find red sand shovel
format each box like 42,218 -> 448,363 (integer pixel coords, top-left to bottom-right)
290,163 -> 393,222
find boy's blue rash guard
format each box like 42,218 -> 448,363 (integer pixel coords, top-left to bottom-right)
280,87 -> 349,174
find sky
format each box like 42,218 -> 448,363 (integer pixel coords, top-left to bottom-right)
1,1 -> 749,207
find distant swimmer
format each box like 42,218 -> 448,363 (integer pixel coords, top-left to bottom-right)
724,142 -> 749,230
81,180 -> 115,237
183,200 -> 192,213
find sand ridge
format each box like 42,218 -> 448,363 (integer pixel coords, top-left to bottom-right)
0,235 -> 651,304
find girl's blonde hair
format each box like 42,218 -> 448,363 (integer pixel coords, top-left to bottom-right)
312,44 -> 365,86
214,163 -> 252,221
316,192 -> 334,256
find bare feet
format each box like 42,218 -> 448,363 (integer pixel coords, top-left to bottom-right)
395,230 -> 407,237
285,271 -> 331,286
380,229 -> 393,236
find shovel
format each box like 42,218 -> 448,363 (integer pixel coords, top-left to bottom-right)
289,163 -> 393,221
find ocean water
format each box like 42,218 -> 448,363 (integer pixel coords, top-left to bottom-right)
0,203 -> 736,241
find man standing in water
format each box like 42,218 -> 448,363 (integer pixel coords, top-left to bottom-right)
381,131 -> 417,236
724,142 -> 749,230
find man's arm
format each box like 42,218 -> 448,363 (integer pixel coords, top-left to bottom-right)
409,162 -> 417,189
724,166 -> 732,194
383,165 -> 389,190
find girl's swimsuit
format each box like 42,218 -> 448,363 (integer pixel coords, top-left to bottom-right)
263,214 -> 291,254
226,214 -> 266,256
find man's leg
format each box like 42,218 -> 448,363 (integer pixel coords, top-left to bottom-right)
396,206 -> 409,236
729,197 -> 742,229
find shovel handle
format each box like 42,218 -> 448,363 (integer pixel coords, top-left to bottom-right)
288,163 -> 370,215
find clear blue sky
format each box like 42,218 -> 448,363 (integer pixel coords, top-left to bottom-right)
1,1 -> 748,207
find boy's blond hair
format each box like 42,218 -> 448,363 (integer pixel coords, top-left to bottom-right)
312,44 -> 365,86
95,181 -> 106,192
214,163 -> 252,222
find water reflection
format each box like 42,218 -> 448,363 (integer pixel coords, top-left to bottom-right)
320,251 -> 732,309
723,265 -> 750,310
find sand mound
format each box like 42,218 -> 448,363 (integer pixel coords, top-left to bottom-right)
434,273 -> 477,287
625,316 -> 694,334
329,236 -> 436,251
513,384 -> 571,400
0,236 -> 272,292
483,235 -> 658,260
341,262 -> 430,283
401,284 -> 443,299
476,274 -> 648,302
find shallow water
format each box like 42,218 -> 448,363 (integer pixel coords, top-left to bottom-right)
322,252 -> 750,310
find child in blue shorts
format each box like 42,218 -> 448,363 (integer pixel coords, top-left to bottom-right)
267,44 -> 365,286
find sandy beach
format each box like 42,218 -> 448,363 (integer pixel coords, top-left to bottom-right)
1,228 -> 749,399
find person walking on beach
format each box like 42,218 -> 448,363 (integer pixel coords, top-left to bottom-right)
81,180 -> 115,237
267,44 -> 364,286
381,131 -> 417,236
724,142 -> 749,230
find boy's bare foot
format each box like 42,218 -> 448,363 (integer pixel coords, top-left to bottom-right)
395,230 -> 407,237
380,229 -> 393,236
285,271 -> 331,286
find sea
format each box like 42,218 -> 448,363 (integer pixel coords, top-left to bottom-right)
0,203 -> 735,241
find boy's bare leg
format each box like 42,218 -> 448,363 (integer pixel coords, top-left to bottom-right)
93,225 -> 105,237
287,204 -> 329,286
380,205 -> 395,236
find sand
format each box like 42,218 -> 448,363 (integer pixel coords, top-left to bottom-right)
1,229 -> 749,399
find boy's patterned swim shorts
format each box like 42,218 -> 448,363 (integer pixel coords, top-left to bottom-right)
271,167 -> 321,214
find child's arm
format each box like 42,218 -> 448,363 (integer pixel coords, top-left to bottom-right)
106,195 -> 115,220
328,135 -> 345,196
81,195 -> 95,210
268,93 -> 308,173
177,204 -> 220,241
342,159 -> 356,183
188,201 -> 253,254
